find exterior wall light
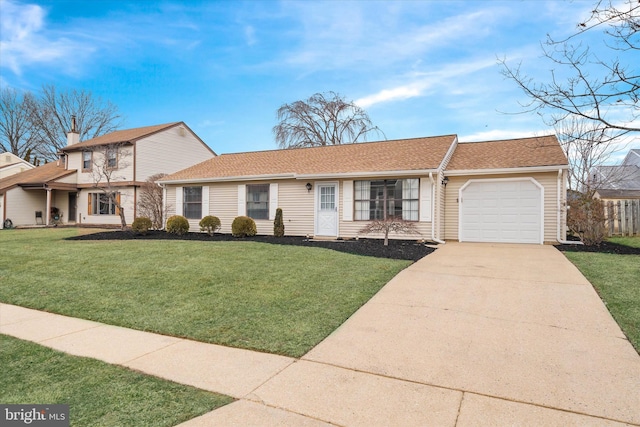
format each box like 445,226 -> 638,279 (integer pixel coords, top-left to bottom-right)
306,182 -> 312,192
441,176 -> 449,186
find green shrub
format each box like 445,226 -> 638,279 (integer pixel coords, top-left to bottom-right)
166,215 -> 189,235
273,208 -> 284,237
199,215 -> 221,236
232,216 -> 257,238
131,217 -> 152,235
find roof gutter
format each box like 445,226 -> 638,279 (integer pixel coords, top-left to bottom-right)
557,168 -> 582,245
446,165 -> 569,176
160,169 -> 441,185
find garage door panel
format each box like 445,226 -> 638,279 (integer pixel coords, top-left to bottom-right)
460,179 -> 542,244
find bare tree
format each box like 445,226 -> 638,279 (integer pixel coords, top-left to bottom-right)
0,88 -> 38,158
88,143 -> 130,229
137,173 -> 168,230
500,0 -> 639,142
273,91 -> 385,149
358,218 -> 421,246
27,85 -> 123,160
555,116 -> 624,192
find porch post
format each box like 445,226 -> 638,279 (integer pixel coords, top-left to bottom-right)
46,188 -> 52,225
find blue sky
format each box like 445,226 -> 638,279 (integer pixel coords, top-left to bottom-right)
1,0 -> 637,159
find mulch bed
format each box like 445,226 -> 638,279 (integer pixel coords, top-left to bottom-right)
555,240 -> 640,255
67,230 -> 436,261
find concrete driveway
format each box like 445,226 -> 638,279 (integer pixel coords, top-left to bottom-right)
242,242 -> 640,426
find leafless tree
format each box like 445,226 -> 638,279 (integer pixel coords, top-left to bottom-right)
555,116 -> 625,192
0,88 -> 38,159
500,0 -> 639,143
358,218 -> 421,246
137,173 -> 168,230
27,84 -> 123,160
88,143 -> 130,229
273,91 -> 385,149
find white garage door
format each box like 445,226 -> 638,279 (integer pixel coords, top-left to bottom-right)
459,179 -> 543,244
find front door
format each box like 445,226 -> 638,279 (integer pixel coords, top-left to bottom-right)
68,193 -> 77,223
316,183 -> 338,237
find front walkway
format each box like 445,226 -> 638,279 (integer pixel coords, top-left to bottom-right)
1,243 -> 639,426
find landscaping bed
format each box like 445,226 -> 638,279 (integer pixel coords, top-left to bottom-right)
68,230 -> 435,261
555,239 -> 640,255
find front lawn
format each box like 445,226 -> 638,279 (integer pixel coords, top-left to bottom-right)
563,238 -> 640,353
0,228 -> 410,357
0,334 -> 232,427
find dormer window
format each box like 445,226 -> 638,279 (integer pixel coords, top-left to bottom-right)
82,151 -> 92,171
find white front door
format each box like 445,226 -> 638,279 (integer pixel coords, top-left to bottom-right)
316,183 -> 338,237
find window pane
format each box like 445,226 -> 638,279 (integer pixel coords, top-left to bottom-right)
247,184 -> 269,220
183,187 -> 202,219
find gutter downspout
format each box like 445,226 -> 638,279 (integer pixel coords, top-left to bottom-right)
557,168 -> 582,245
429,172 -> 446,244
160,182 -> 167,231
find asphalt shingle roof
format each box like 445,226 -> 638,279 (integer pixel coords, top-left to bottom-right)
63,122 -> 180,151
162,135 -> 458,181
0,161 -> 75,192
446,135 -> 568,170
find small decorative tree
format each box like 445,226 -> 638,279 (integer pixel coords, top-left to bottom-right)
273,208 -> 285,237
359,217 -> 421,246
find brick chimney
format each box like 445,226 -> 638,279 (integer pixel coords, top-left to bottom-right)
67,115 -> 79,146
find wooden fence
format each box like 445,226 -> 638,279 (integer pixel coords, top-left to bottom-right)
604,199 -> 640,236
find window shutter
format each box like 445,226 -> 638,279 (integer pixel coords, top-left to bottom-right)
342,180 -> 353,221
269,183 -> 278,220
176,186 -> 183,216
202,186 -> 210,217
420,178 -> 432,222
237,184 -> 246,216
115,193 -> 121,216
88,193 -> 92,215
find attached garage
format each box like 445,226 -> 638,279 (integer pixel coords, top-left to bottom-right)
459,178 -> 543,244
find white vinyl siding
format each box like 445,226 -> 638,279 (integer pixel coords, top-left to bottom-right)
135,126 -> 215,182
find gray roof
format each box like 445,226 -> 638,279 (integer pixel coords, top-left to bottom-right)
592,164 -> 640,191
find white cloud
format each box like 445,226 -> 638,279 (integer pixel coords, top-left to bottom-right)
244,25 -> 257,46
355,58 -> 497,108
459,129 -> 547,142
0,0 -> 94,75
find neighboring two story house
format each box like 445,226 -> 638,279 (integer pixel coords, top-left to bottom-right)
0,122 -> 215,228
0,152 -> 36,179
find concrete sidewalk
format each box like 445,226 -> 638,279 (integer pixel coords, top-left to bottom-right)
2,242 -> 639,426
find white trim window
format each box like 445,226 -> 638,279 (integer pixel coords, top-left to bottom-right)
247,184 -> 269,220
183,186 -> 202,219
354,178 -> 419,221
106,147 -> 118,169
82,151 -> 92,171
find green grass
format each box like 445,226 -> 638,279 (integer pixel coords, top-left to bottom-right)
0,228 -> 410,357
0,334 -> 233,427
564,244 -> 640,353
607,236 -> 640,248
